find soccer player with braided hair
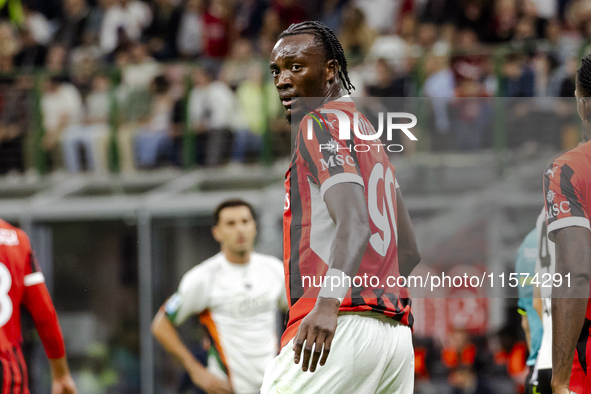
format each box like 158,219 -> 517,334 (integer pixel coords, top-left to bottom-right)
544,53 -> 591,394
264,21 -> 420,393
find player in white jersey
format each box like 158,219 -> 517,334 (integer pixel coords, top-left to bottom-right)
151,199 -> 287,394
532,209 -> 555,394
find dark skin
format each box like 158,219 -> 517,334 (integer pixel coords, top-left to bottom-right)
550,84 -> 591,394
270,34 -> 420,373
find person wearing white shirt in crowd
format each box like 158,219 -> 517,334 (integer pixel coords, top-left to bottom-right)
100,0 -> 151,53
41,76 -> 84,169
188,66 -> 236,166
61,74 -> 111,173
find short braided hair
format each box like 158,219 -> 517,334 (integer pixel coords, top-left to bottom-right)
278,21 -> 355,94
577,54 -> 591,97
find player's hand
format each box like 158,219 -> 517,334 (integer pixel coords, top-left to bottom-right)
190,369 -> 233,394
293,297 -> 339,373
51,374 -> 77,394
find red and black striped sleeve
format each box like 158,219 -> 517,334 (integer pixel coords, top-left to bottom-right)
298,113 -> 363,199
543,160 -> 590,240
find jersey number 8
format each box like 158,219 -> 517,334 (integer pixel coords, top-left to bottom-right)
0,263 -> 12,327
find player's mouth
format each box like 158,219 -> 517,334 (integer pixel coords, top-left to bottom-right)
281,96 -> 297,113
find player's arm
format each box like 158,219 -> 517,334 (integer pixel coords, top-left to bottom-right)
396,188 -> 420,278
293,182 -> 370,373
151,308 -> 231,394
533,285 -> 543,320
550,226 -> 591,394
22,283 -> 77,394
520,310 -> 532,351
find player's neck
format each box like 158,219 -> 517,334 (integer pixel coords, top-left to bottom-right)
326,85 -> 344,100
222,249 -> 251,265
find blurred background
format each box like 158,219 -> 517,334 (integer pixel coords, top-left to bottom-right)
0,0 -> 588,392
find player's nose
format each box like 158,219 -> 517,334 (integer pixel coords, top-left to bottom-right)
275,71 -> 293,90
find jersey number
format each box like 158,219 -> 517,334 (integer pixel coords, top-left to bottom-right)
0,263 -> 12,327
368,163 -> 398,257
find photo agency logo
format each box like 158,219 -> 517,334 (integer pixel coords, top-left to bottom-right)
304,107 -> 418,154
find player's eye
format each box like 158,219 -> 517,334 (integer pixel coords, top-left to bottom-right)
291,64 -> 302,72
270,69 -> 279,77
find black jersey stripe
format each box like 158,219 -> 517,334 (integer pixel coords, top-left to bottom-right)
13,348 -> 23,394
289,165 -> 304,304
560,164 -> 586,218
0,354 -> 4,394
7,348 -> 13,394
576,318 -> 591,375
298,130 -> 319,184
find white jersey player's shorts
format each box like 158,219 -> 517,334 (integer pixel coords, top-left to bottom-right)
261,312 -> 414,394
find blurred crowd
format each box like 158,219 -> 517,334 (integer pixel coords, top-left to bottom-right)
0,0 -> 588,174
414,327 -> 530,394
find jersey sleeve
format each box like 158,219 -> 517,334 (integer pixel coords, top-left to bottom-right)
298,114 -> 363,199
21,241 -> 65,359
543,161 -> 590,240
164,267 -> 210,326
23,249 -> 45,287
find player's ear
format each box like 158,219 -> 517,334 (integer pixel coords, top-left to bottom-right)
212,225 -> 221,242
326,59 -> 338,83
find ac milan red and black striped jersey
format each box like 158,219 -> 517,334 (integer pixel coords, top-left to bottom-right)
0,219 -> 66,394
543,140 -> 591,394
282,96 -> 413,347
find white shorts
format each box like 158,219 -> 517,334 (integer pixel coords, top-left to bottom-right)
261,312 -> 414,394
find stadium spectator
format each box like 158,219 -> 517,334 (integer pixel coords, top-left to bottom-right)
422,49 -> 455,144
493,327 -> 528,392
142,0 -> 181,60
176,0 -> 205,59
41,75 -> 84,170
499,54 -> 536,97
0,21 -> 19,74
232,63 -> 281,164
100,0 -> 151,54
0,218 -> 78,393
353,0 -> 402,34
0,76 -> 33,175
450,78 -> 491,150
271,0 -> 307,30
61,74 -> 111,173
338,5 -> 377,66
14,27 -> 48,70
318,0 -> 344,34
53,0 -> 91,50
22,2 -> 53,46
187,66 -> 235,166
365,58 -> 412,97
234,0 -> 269,40
46,44 -> 69,74
152,198 -> 286,394
202,0 -> 232,61
449,365 -> 494,394
120,42 -> 161,90
220,38 -> 260,90
258,8 -> 282,49
455,0 -> 492,43
134,74 -> 174,168
490,0 -> 519,43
